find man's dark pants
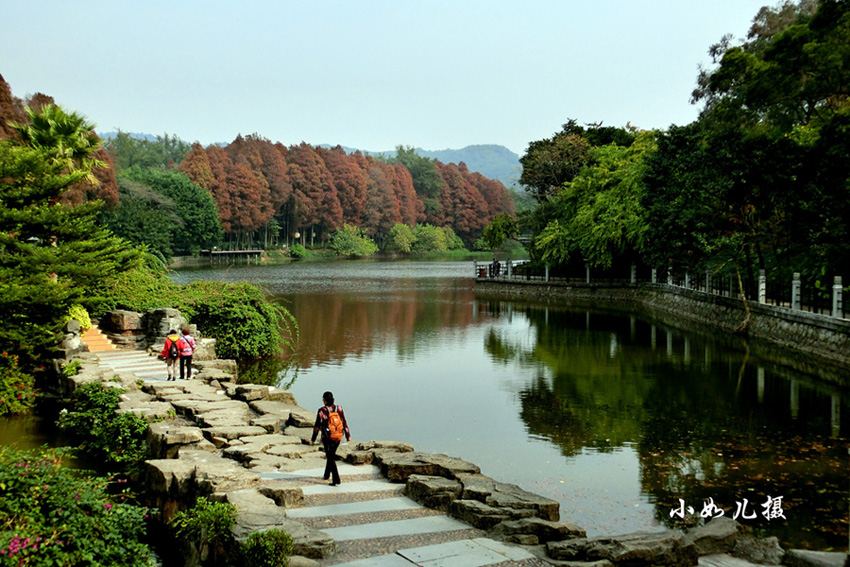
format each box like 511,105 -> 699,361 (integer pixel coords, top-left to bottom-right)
322,438 -> 341,484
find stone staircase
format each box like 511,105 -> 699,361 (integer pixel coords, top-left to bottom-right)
80,323 -> 116,352
96,350 -> 170,381
255,464 -> 544,567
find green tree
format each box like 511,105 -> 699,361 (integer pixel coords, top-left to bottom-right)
104,130 -> 192,172
122,168 -> 222,255
328,223 -> 379,257
482,213 -> 519,250
100,177 -> 183,259
0,127 -> 141,366
386,223 -> 416,253
10,104 -> 103,180
411,224 -> 448,253
534,131 -> 654,269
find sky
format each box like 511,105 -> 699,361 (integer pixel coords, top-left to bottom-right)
1,1 -> 773,155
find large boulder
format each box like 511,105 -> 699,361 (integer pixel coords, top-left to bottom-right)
547,531 -> 698,567
379,452 -> 480,483
449,499 -> 534,530
783,549 -> 850,567
732,535 -> 784,565
405,474 -> 463,510
685,517 -> 741,556
457,473 -> 560,521
491,517 -> 586,545
227,490 -> 335,559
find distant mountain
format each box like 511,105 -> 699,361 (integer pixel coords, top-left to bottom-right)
323,143 -> 522,189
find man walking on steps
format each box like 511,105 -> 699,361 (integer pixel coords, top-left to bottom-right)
311,391 -> 350,486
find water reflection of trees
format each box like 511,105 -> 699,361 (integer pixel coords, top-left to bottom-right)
484,304 -> 850,549
280,281 -> 476,369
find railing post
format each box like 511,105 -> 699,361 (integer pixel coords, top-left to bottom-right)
759,269 -> 767,304
685,274 -> 691,289
586,265 -> 591,284
705,267 -> 711,294
545,265 -> 550,283
473,260 -> 478,278
506,259 -> 512,278
667,263 -> 673,286
651,268 -> 657,284
630,264 -> 636,284
792,272 -> 801,311
833,276 -> 844,319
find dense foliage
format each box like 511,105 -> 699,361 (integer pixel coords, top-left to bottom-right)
0,446 -> 153,567
104,130 -> 192,172
519,0 -> 850,299
57,382 -> 150,467
0,103 -> 142,379
328,224 -> 379,257
0,351 -> 36,415
178,138 -> 514,249
175,281 -> 298,360
170,498 -> 236,567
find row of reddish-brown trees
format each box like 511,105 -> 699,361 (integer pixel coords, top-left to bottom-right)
178,135 -> 515,246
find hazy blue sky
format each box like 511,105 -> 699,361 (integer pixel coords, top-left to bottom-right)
1,1 -> 771,154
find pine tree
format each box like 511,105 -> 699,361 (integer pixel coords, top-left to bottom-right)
0,106 -> 141,366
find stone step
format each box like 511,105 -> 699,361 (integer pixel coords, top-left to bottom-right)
287,496 -> 422,519
259,464 -> 380,480
322,514 -> 473,542
301,479 -> 404,496
331,537 -> 536,567
81,324 -> 115,352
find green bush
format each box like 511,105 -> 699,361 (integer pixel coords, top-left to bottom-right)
289,243 -> 310,259
171,497 -> 236,565
97,266 -> 179,315
57,382 -> 149,467
0,446 -> 153,567
175,281 -> 298,360
0,351 -> 36,416
328,224 -> 379,257
238,529 -> 293,567
61,359 -> 82,377
62,304 -> 92,332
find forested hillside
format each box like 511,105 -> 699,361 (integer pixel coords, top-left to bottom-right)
1,78 -> 516,256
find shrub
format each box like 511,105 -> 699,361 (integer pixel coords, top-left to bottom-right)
62,304 -> 92,332
328,224 -> 379,257
386,223 -> 416,253
61,359 -> 82,377
289,243 -> 310,259
238,529 -> 293,567
57,382 -> 149,467
175,281 -> 298,360
171,497 -> 236,565
97,266 -> 178,315
0,351 -> 36,416
0,446 -> 153,567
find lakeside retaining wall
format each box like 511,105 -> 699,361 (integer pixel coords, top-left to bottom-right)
475,280 -> 850,387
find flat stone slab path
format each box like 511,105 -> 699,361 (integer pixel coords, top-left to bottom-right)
275,458 -> 545,567
96,350 -> 170,381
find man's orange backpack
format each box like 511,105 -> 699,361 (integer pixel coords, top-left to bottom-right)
327,406 -> 344,442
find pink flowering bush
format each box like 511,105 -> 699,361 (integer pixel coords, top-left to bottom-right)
0,446 -> 152,566
0,351 -> 36,416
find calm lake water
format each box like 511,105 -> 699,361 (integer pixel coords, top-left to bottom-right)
171,259 -> 850,550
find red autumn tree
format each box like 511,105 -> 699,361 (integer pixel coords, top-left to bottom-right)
465,169 -> 515,218
316,145 -> 368,226
223,158 -> 274,234
392,162 -> 424,226
178,142 -> 215,191
286,143 -> 341,240
435,161 -> 489,241
362,159 -> 402,238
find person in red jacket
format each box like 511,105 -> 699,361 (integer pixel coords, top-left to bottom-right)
161,329 -> 181,381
